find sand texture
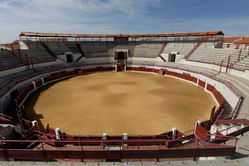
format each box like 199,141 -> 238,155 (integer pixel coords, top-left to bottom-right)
24,72 -> 217,135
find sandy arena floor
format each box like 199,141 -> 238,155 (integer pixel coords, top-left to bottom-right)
24,71 -> 217,135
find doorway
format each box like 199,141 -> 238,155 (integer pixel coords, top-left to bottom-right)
115,50 -> 128,71
117,52 -> 126,63
66,54 -> 73,63
169,54 -> 176,62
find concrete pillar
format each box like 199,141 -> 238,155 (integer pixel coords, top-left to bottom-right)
172,127 -> 177,139
197,78 -> 200,85
122,133 -> 128,140
102,133 -> 108,140
32,81 -> 36,89
55,128 -> 61,140
205,81 -> 208,90
41,78 -> 44,85
122,133 -> 128,146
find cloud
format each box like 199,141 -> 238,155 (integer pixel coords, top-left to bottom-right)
0,0 -> 248,43
0,0 -> 163,42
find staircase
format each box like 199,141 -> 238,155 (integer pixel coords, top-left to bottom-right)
157,42 -> 167,62
41,43 -> 57,59
210,119 -> 249,142
67,42 -> 80,54
75,42 -> 85,62
185,42 -> 201,59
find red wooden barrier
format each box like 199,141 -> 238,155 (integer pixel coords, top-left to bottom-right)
198,80 -> 205,88
0,146 -> 235,161
195,125 -> 209,140
35,79 -> 43,87
207,84 -> 215,92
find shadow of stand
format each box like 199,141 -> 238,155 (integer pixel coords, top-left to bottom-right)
23,83 -> 57,132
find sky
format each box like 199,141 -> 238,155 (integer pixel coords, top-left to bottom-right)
0,0 -> 249,43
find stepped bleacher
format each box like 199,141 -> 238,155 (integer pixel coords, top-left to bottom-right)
45,41 -> 71,55
162,42 -> 195,55
133,43 -> 163,58
79,41 -> 114,58
0,50 -> 23,70
22,41 -> 56,63
67,41 -> 81,54
188,42 -> 244,66
233,49 -> 249,70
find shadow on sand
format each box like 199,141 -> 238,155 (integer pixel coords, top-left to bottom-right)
23,82 -> 57,132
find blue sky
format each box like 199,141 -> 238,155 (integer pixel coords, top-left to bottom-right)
0,0 -> 249,43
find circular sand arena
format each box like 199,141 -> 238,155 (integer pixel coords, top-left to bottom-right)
24,72 -> 217,135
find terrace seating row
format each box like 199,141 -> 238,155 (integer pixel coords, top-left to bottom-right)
0,50 -> 23,70
133,43 -> 163,58
162,42 -> 195,55
232,50 -> 249,70
188,44 -> 242,66
23,41 -> 57,63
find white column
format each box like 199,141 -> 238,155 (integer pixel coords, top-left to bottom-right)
172,127 -> 177,139
122,133 -> 128,140
205,81 -> 208,90
32,81 -> 36,89
197,78 -> 200,85
55,128 -> 61,140
102,133 -> 108,140
41,78 -> 44,85
122,133 -> 128,146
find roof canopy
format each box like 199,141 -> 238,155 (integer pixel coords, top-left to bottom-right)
19,31 -> 224,38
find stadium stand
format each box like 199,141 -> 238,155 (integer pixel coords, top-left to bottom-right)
162,42 -> 196,56
66,41 -> 82,54
22,41 -> 56,63
0,49 -> 23,70
233,49 -> 249,70
44,41 -> 71,55
187,43 -> 246,66
79,41 -> 115,58
132,42 -> 164,58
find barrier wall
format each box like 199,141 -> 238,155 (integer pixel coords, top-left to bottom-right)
0,145 -> 235,161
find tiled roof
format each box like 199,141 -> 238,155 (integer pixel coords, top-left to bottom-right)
234,37 -> 249,44
223,37 -> 241,43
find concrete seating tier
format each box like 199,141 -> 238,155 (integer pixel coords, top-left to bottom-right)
23,41 -> 56,63
0,50 -> 23,70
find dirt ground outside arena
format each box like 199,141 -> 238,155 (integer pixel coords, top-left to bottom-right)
24,71 -> 217,135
